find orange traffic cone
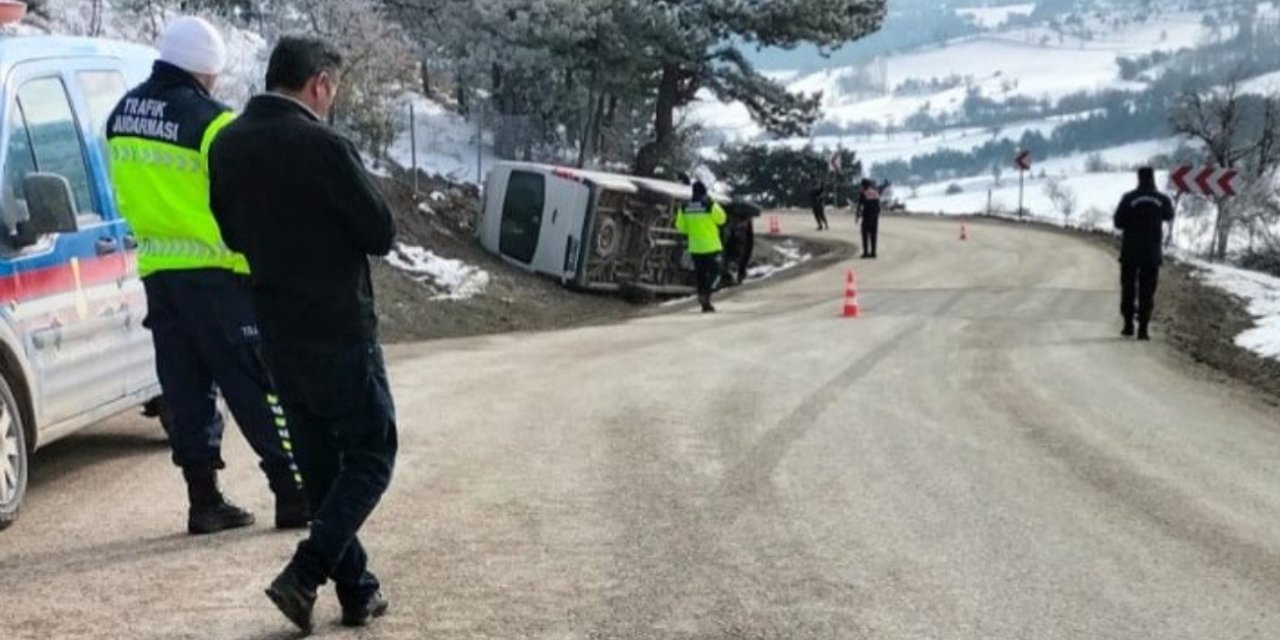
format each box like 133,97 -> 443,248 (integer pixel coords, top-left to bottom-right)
841,270 -> 860,318
959,223 -> 969,241
769,215 -> 781,235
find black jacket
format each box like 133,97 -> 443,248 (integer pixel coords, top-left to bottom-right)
858,186 -> 881,218
809,185 -> 825,208
209,95 -> 396,349
108,61 -> 229,152
1114,186 -> 1174,265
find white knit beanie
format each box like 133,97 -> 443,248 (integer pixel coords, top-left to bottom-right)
158,16 -> 227,76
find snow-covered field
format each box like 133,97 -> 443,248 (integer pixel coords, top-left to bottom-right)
1197,262 -> 1280,361
766,113 -> 1095,166
1242,69 -> 1280,96
688,8 -> 1209,144
958,3 -> 1036,29
907,170 -> 1131,224
900,137 -> 1181,214
789,9 -> 1212,129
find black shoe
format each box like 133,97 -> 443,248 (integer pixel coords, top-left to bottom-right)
341,590 -> 389,627
701,303 -> 717,313
183,466 -> 255,535
189,501 -> 255,535
1121,320 -> 1135,337
1137,326 -> 1151,341
266,570 -> 317,634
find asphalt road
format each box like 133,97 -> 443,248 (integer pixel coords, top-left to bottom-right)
4,215 -> 1280,640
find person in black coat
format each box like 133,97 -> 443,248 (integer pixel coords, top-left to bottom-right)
857,179 -> 882,258
209,36 -> 396,632
722,200 -> 760,285
1114,166 -> 1175,341
809,178 -> 829,230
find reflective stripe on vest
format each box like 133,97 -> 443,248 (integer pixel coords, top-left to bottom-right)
109,111 -> 246,276
137,237 -> 241,264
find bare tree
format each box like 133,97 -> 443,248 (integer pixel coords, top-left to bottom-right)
260,0 -> 417,159
1044,177 -> 1078,227
1170,73 -> 1280,259
88,0 -> 104,36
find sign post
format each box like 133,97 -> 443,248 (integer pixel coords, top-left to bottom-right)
1170,165 -> 1242,253
1014,150 -> 1032,218
409,102 -> 419,196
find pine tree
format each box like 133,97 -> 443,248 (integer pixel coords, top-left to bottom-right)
383,0 -> 887,173
628,0 -> 887,175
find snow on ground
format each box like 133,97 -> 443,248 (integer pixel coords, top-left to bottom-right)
767,114 -> 1086,166
385,242 -> 491,301
1242,69 -> 1280,96
958,3 -> 1035,29
1032,138 -> 1183,175
389,95 -> 497,185
906,170 -> 1134,229
894,135 -> 1179,215
746,240 -> 813,281
1197,261 -> 1280,362
777,9 -> 1212,129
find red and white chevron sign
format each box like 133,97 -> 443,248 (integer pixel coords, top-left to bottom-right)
1170,165 -> 1241,198
1014,150 -> 1032,171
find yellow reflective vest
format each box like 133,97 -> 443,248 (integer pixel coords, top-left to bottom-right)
107,62 -> 247,276
675,199 -> 727,255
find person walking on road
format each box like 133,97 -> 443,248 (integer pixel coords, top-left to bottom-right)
857,178 -> 882,259
676,181 -> 728,312
106,16 -> 307,536
723,200 -> 759,285
1114,166 -> 1175,341
209,37 -> 398,632
809,178 -> 829,230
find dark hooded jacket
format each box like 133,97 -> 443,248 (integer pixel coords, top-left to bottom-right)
1114,171 -> 1175,265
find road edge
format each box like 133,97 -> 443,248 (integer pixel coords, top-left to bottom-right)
937,213 -> 1280,406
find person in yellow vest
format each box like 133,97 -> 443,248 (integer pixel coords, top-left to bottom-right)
675,181 -> 727,313
107,16 -> 306,535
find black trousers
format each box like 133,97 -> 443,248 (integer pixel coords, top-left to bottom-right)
1120,261 -> 1161,325
264,342 -> 397,607
736,234 -> 754,283
142,270 -> 297,492
812,204 -> 828,229
692,253 -> 721,301
861,216 -> 880,256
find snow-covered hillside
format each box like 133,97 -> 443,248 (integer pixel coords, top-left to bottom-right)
694,6 -> 1217,142
693,1 -> 1271,228
389,96 -> 496,185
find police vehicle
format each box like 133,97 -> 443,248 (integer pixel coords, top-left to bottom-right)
0,26 -> 168,530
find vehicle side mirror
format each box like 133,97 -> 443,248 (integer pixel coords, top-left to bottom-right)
22,173 -> 79,236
